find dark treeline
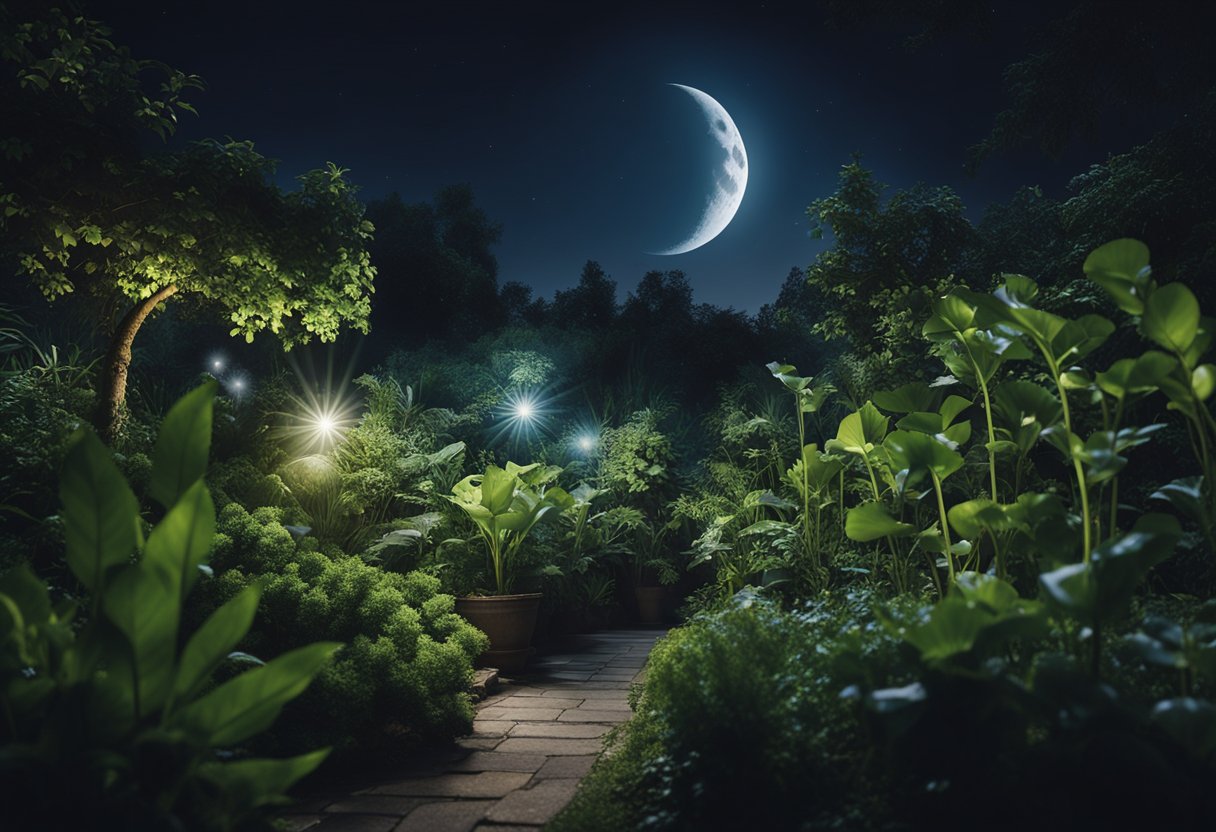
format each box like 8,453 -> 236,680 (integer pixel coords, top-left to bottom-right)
361,186 -> 781,419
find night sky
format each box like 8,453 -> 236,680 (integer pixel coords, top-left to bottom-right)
90,0 -> 1149,312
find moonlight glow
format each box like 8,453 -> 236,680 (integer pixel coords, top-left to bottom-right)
652,84 -> 749,256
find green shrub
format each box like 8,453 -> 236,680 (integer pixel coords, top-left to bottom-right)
552,590 -> 911,831
200,503 -> 488,755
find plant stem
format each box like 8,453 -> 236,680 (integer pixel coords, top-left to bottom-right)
930,470 -> 955,585
839,469 -> 845,532
797,405 -> 817,571
1107,399 -> 1125,542
963,343 -> 999,503
863,454 -> 905,591
1050,357 -> 1093,563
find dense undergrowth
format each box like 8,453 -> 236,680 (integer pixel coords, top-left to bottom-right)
553,239 -> 1216,830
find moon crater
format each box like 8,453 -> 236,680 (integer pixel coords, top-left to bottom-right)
653,84 -> 749,256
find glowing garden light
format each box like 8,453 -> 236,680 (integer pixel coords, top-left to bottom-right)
273,347 -> 361,457
225,373 -> 251,399
295,399 -> 354,452
487,389 -> 552,449
577,435 -> 597,452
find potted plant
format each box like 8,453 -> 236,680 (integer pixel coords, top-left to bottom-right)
446,461 -> 571,672
627,513 -> 682,624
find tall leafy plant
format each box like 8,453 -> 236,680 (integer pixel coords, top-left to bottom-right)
0,382 -> 338,830
767,361 -> 835,582
446,461 -> 571,594
1085,239 -> 1216,551
952,274 -> 1115,562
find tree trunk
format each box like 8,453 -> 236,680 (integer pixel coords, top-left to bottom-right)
96,284 -> 178,444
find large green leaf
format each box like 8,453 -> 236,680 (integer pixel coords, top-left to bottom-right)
766,360 -> 811,392
947,499 -> 1008,539
747,489 -> 798,512
1095,351 -> 1177,401
479,465 -> 516,515
0,565 -> 51,628
1079,431 -> 1127,486
1184,316 -> 1216,368
922,293 -> 979,341
879,573 -> 1045,663
1150,476 -> 1208,527
143,479 -> 215,599
992,380 -> 1061,455
1143,283 -> 1201,354
1049,314 -> 1115,364
897,395 -> 972,438
0,566 -> 54,670
61,428 -> 140,593
898,411 -> 947,434
1083,238 -> 1152,316
873,382 -> 937,414
175,582 -> 262,703
199,749 -> 330,811
1039,515 -> 1181,622
738,519 -> 795,538
148,381 -> 217,510
104,562 -> 178,714
173,641 -> 340,746
789,444 -> 844,494
1080,425 -> 1165,486
845,501 -> 915,542
970,328 -> 1033,360
883,429 -> 964,485
1150,698 -> 1216,758
829,401 -> 888,457
884,595 -> 989,662
961,275 -> 1114,367
1193,364 -> 1216,401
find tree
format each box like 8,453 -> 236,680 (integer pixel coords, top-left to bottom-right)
621,270 -> 695,330
364,185 -> 503,354
805,159 -> 973,350
500,280 -> 549,327
0,5 -> 375,441
551,260 -> 618,330
966,1 -> 1216,171
756,267 -> 835,369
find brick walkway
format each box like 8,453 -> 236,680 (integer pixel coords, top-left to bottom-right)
281,628 -> 666,831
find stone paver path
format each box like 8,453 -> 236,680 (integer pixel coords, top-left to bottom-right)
281,628 -> 666,832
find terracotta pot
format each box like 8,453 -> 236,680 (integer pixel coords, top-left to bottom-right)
455,593 -> 542,673
634,586 -> 665,625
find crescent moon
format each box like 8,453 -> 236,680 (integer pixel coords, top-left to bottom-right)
652,84 -> 748,256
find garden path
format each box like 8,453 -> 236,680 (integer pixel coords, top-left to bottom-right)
281,628 -> 666,831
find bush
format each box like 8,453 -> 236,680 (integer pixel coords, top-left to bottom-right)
198,503 -> 488,756
551,590 -> 912,831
